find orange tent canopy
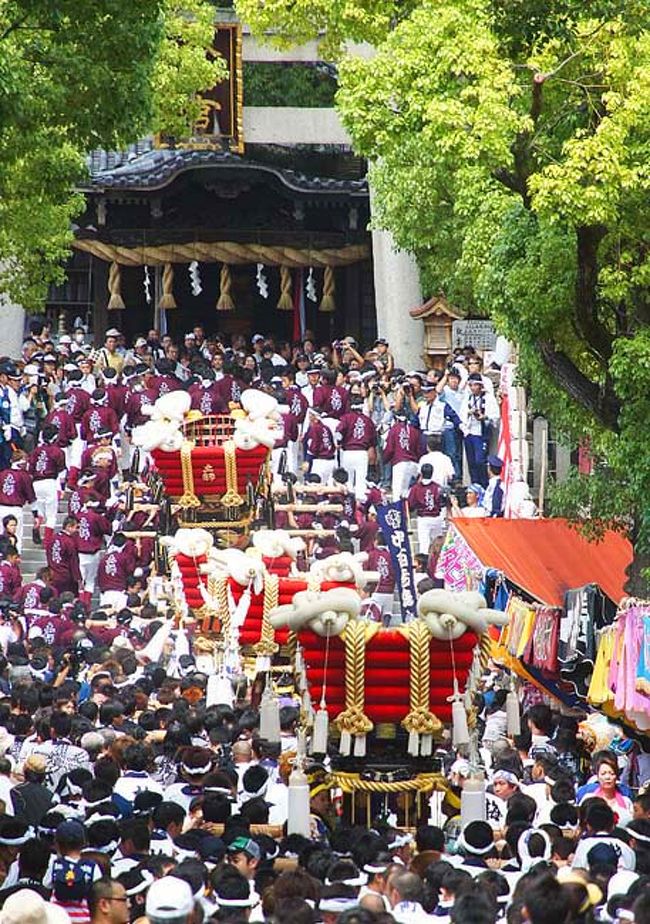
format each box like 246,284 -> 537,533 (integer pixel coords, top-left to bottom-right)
452,518 -> 631,606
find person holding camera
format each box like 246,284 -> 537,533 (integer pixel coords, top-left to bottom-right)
18,365 -> 48,454
372,337 -> 394,374
394,373 -> 424,426
460,373 -> 499,487
438,368 -> 464,481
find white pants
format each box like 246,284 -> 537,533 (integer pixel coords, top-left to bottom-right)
391,460 -> 418,499
371,591 -> 394,617
340,449 -> 368,500
33,479 -> 59,528
79,551 -> 101,593
69,433 -> 85,470
417,514 -> 447,554
311,457 -> 336,484
0,506 -> 23,552
100,590 -> 127,611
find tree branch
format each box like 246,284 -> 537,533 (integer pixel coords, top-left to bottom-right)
574,224 -> 613,364
0,13 -> 30,42
538,341 -> 620,433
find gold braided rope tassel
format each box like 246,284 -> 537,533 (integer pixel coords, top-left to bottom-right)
336,621 -> 376,756
216,263 -> 234,311
215,576 -> 230,640
158,262 -> 177,310
277,265 -> 293,310
319,265 -> 336,312
402,621 -> 442,756
178,440 -> 200,508
254,572 -> 279,658
107,261 -> 125,310
221,440 -> 243,507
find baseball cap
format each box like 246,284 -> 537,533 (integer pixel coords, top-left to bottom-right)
251,334 -> 264,343
105,328 -> 120,338
24,754 -> 47,776
146,876 -> 194,920
134,337 -> 147,348
227,836 -> 261,860
1,890 -> 70,924
55,819 -> 86,842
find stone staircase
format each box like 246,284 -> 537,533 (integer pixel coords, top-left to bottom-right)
21,498 -> 99,607
20,500 -> 66,581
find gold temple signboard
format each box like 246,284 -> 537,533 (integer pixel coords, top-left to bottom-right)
156,23 -> 244,154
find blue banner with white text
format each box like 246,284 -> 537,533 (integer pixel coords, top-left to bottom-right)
376,499 -> 418,621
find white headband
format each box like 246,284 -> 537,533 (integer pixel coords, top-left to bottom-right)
0,828 -> 32,846
388,833 -> 414,850
320,898 -> 358,913
457,831 -> 495,856
215,894 -> 257,908
181,761 -> 212,776
518,829 -> 552,871
325,873 -> 368,887
364,863 -> 389,874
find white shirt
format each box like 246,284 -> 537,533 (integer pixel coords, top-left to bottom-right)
460,390 -> 500,436
418,451 -> 455,487
418,400 -> 445,435
455,505 -> 487,518
483,475 -> 504,516
392,900 -> 435,922
572,832 -> 636,871
0,775 -> 14,815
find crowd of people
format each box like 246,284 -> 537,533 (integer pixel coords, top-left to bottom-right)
0,322 -> 644,923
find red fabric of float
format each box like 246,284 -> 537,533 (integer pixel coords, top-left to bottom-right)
151,445 -> 269,497
263,556 -> 293,577
174,553 -> 208,612
300,628 -> 478,725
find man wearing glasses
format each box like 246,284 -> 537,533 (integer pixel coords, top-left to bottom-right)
89,878 -> 130,924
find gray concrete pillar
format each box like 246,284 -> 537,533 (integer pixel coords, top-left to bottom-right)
555,440 -> 571,483
369,188 -> 423,370
0,296 -> 25,359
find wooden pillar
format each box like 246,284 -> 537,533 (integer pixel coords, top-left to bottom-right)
92,258 -> 109,346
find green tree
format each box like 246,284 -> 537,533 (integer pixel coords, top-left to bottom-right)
0,0 -> 224,310
239,0 -> 650,593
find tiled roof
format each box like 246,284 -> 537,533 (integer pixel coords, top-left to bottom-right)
84,145 -> 367,196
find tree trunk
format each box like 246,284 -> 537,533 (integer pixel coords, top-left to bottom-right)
624,514 -> 650,598
538,341 -> 620,433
